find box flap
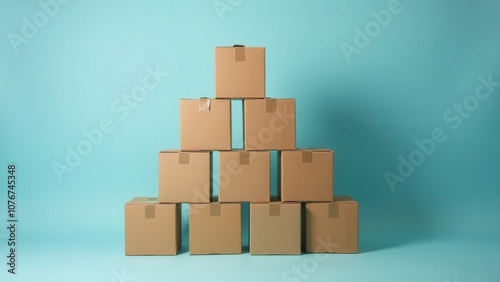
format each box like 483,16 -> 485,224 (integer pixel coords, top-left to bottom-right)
334,195 -> 357,204
159,150 -> 212,154
126,197 -> 157,205
159,149 -> 180,153
296,148 -> 333,153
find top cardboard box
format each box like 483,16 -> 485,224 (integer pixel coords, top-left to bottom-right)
180,98 -> 231,151
215,46 -> 265,99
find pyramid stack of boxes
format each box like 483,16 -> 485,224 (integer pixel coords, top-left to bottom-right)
125,45 -> 359,255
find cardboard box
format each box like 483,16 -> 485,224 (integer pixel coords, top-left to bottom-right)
189,202 -> 241,254
158,150 -> 211,203
244,98 -> 296,150
219,150 -> 270,203
305,196 -> 358,254
281,149 -> 333,202
250,202 -> 301,255
215,46 -> 265,98
125,198 -> 181,255
180,98 -> 231,151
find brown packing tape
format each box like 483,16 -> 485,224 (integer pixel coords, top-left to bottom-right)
210,203 -> 221,216
145,203 -> 156,219
331,215 -> 349,252
239,151 -> 250,165
328,203 -> 339,219
269,203 -> 280,216
316,203 -> 349,252
266,99 -> 276,113
302,150 -> 313,163
234,46 -> 246,62
179,152 -> 190,164
199,98 -> 211,112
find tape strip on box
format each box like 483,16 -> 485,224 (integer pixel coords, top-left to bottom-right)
328,203 -> 339,219
210,203 -> 221,216
179,152 -> 190,164
199,97 -> 211,112
145,202 -> 156,219
269,203 -> 280,216
239,151 -> 250,165
302,150 -> 313,163
266,99 -> 276,113
234,45 -> 246,62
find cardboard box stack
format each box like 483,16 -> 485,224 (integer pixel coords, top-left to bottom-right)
124,45 -> 359,256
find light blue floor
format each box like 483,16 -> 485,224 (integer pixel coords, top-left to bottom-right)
2,233 -> 498,282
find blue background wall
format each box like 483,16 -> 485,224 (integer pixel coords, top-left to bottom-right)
1,0 -> 499,281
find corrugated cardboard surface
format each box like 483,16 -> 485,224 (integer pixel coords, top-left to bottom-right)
215,46 -> 265,98
189,202 -> 241,254
219,151 -> 270,202
180,99 -> 231,150
250,202 -> 301,255
125,198 -> 181,256
305,196 -> 358,254
158,150 -> 211,203
244,99 -> 296,150
281,149 -> 333,202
